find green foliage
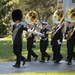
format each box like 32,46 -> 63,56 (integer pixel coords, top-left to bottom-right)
0,0 -> 13,36
24,0 -> 56,22
0,24 -> 7,37
0,0 -> 58,36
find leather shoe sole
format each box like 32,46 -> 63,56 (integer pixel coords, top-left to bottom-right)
67,62 -> 72,65
13,64 -> 20,68
39,60 -> 45,63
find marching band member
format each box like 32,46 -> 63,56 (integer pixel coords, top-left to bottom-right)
64,21 -> 75,62
25,11 -> 44,62
26,24 -> 38,62
51,9 -> 64,63
51,23 -> 63,63
39,22 -> 50,62
11,9 -> 33,68
64,7 -> 75,65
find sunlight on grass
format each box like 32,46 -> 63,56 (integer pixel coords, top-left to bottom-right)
0,37 -> 74,61
3,72 -> 75,75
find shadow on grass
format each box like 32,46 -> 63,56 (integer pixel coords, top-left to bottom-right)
0,38 -> 68,61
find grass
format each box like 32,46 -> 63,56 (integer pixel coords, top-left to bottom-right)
2,72 -> 75,75
0,37 -> 75,75
0,37 -> 68,62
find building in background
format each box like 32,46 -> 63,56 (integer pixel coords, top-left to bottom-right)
62,0 -> 75,32
63,0 -> 75,12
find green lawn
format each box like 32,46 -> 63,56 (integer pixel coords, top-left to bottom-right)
0,37 -> 68,62
3,72 -> 75,75
0,37 -> 75,75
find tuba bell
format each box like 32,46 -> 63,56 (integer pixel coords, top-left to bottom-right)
51,9 -> 64,39
66,7 -> 75,23
25,10 -> 38,25
52,9 -> 64,24
25,11 -> 44,38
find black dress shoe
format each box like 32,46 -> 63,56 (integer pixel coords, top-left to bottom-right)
54,61 -> 59,64
47,56 -> 50,61
39,60 -> 45,63
13,64 -> 20,68
59,56 -> 63,61
67,62 -> 72,65
65,59 -> 68,61
34,56 -> 38,61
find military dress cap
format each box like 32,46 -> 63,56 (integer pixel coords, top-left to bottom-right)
42,22 -> 48,25
12,9 -> 23,22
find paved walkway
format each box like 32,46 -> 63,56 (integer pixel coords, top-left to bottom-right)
0,60 -> 75,74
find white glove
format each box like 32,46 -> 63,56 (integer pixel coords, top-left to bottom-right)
33,42 -> 36,45
57,39 -> 61,45
27,29 -> 33,33
33,30 -> 44,36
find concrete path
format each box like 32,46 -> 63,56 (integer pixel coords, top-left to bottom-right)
0,60 -> 75,74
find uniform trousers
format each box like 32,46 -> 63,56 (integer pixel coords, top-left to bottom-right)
13,44 -> 25,66
67,40 -> 75,62
40,40 -> 50,61
52,43 -> 62,62
27,40 -> 38,60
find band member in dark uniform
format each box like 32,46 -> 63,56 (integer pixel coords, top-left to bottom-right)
64,21 -> 75,62
51,23 -> 63,63
39,22 -> 50,62
51,9 -> 64,63
12,9 -> 29,68
64,8 -> 75,65
26,24 -> 38,62
64,21 -> 75,65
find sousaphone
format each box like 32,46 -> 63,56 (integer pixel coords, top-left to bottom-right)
51,9 -> 64,39
66,7 -> 75,22
25,10 -> 38,25
52,9 -> 64,24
